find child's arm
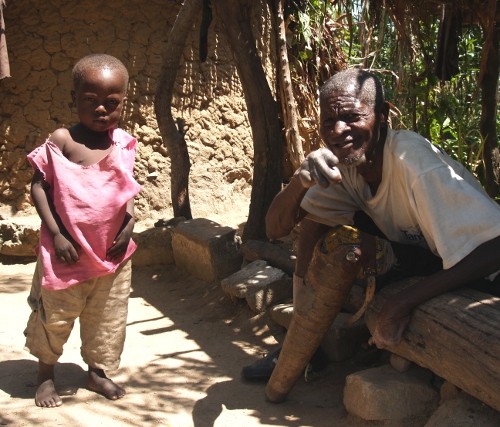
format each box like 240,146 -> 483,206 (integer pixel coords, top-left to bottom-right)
31,169 -> 80,263
106,198 -> 135,261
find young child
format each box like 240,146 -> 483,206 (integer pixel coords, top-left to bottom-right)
24,54 -> 141,408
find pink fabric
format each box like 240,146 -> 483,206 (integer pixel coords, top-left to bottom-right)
27,128 -> 141,290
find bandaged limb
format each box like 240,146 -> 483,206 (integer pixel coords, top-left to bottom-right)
265,226 -> 395,403
265,226 -> 362,402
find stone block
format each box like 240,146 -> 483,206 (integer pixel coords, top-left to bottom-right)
425,393 -> 500,427
221,259 -> 268,298
343,364 -> 438,421
132,226 -> 174,266
390,353 -> 413,373
221,259 -> 289,308
269,302 -> 293,329
172,218 -> 242,282
320,313 -> 370,362
245,276 -> 292,313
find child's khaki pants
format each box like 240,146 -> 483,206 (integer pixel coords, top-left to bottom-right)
24,259 -> 132,371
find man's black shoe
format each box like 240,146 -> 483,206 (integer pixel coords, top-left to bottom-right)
241,347 -> 328,381
241,348 -> 281,381
309,346 -> 329,372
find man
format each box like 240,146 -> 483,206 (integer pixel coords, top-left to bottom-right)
244,68 -> 500,399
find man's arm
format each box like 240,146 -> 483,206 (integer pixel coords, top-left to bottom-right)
265,173 -> 308,240
265,173 -> 331,277
371,234 -> 500,348
266,148 -> 342,240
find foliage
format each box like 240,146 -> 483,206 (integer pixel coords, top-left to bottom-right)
426,29 -> 485,177
284,0 -> 348,157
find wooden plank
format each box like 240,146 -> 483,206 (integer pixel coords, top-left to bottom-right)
365,278 -> 500,411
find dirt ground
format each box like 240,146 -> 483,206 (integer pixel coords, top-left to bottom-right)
3,213 -> 498,427
0,219 -> 376,427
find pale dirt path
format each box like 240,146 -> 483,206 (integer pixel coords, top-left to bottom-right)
0,259 -> 366,427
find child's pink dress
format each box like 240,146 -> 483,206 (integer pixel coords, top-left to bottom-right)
28,127 -> 141,290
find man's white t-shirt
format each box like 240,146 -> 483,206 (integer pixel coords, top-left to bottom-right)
301,128 -> 500,270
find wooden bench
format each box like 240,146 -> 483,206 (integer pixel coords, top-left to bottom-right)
365,278 -> 500,412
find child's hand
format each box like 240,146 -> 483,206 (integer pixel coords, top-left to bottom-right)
54,233 -> 80,263
107,211 -> 135,261
106,222 -> 133,261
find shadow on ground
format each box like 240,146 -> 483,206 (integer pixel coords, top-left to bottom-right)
0,258 -> 365,427
128,263 -> 359,427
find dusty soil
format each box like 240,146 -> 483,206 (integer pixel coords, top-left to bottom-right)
0,220 -> 372,427
3,214 -> 498,426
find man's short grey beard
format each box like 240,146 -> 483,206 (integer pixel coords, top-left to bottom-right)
342,153 -> 367,167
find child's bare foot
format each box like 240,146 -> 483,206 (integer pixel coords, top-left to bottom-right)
87,367 -> 125,400
35,361 -> 62,408
35,379 -> 63,408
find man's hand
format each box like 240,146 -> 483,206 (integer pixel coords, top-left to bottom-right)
297,147 -> 342,188
368,299 -> 412,349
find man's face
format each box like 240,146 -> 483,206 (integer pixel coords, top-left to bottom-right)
72,68 -> 127,133
319,85 -> 378,166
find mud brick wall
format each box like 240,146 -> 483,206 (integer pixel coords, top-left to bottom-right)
0,0 -> 275,221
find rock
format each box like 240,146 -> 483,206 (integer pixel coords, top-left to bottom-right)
245,276 -> 292,313
220,260 -> 288,305
132,226 -> 174,266
172,218 -> 242,282
343,364 -> 438,421
0,217 -> 39,257
269,301 -> 293,329
425,393 -> 500,427
390,353 -> 413,373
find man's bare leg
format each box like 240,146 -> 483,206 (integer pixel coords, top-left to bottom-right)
35,361 -> 62,408
87,366 -> 125,400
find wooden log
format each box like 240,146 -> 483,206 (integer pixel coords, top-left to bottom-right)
240,240 -> 295,276
365,278 -> 500,411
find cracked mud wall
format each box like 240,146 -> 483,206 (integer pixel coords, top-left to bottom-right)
0,0 -> 276,223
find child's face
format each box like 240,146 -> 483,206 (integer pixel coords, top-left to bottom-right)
71,67 -> 128,133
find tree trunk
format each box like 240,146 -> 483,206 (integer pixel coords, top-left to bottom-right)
365,278 -> 500,412
276,0 -> 304,170
155,0 -> 201,219
478,2 -> 499,199
215,0 -> 283,242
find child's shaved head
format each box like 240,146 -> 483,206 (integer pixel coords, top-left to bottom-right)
72,54 -> 129,92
